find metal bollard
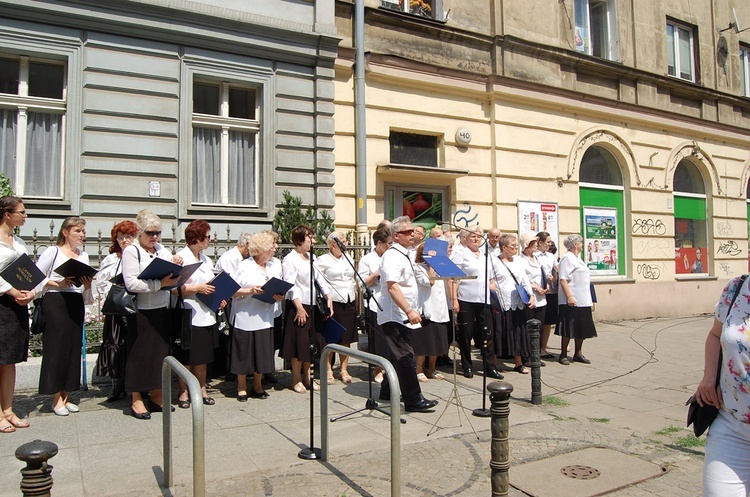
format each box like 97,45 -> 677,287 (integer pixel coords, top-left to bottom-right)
527,318 -> 542,405
15,439 -> 58,497
488,381 -> 513,497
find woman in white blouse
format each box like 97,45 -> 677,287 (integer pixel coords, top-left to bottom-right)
556,234 -> 597,365
413,243 -> 450,381
174,220 -> 218,408
230,231 -> 284,400
36,217 -> 94,416
494,233 -> 536,374
317,230 -> 357,384
93,220 -> 137,403
519,232 -> 548,337
280,225 -> 332,394
122,210 -> 179,420
0,196 -> 35,431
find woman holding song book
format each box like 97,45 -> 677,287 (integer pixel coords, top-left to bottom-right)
36,216 -> 94,416
0,196 -> 35,432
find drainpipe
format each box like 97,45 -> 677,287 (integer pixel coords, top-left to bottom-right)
354,0 -> 368,241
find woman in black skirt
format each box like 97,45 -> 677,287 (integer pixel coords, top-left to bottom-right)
94,220 -> 137,402
535,231 -> 559,359
280,225 -> 332,394
122,210 -> 179,420
0,196 -> 35,431
36,217 -> 94,416
413,243 -> 450,381
229,231 -> 284,400
174,219 -> 218,408
316,230 -> 357,384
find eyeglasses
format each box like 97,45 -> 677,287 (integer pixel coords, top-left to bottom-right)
145,230 -> 162,237
12,210 -> 26,215
117,235 -> 134,242
204,234 -> 211,241
397,229 -> 415,235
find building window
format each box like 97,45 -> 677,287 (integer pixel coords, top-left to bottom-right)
574,0 -> 619,61
389,131 -> 438,167
191,81 -> 259,207
673,159 -> 707,274
380,0 -> 443,21
667,19 -> 697,82
741,45 -> 750,97
0,55 -> 65,198
386,184 -> 446,231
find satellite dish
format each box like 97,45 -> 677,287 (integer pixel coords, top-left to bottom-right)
733,8 -> 741,34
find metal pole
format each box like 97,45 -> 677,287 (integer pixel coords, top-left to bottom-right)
321,344 -> 401,497
354,0 -> 368,235
162,356 -> 205,497
488,381 -> 513,497
527,318 -> 542,405
16,440 -> 58,497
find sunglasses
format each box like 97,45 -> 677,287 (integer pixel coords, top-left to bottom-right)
397,229 -> 415,235
145,230 -> 162,237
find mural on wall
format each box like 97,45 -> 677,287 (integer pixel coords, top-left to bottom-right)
583,206 -> 618,275
452,203 -> 478,229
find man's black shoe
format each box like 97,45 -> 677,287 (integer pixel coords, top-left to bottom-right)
486,369 -> 504,380
405,399 -> 438,413
463,368 -> 474,379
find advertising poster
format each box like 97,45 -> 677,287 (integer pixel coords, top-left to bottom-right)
675,247 -> 705,274
583,207 -> 618,275
402,191 -> 442,231
517,201 -> 559,247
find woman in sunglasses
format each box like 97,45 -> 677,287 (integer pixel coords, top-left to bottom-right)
94,220 -> 138,402
121,210 -> 179,419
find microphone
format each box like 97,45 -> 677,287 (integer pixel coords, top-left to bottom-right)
331,236 -> 347,251
403,314 -> 427,324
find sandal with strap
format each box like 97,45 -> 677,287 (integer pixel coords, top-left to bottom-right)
340,371 -> 352,384
327,372 -> 335,385
514,365 -> 529,374
0,420 -> 16,433
426,370 -> 445,380
7,415 -> 29,429
292,382 -> 306,394
417,372 -> 429,383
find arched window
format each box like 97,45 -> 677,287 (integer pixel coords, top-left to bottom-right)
673,159 -> 707,274
579,145 -> 625,276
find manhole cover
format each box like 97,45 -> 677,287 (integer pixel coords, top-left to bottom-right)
560,465 -> 601,480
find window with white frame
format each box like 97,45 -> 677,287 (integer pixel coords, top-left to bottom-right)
191,80 -> 259,207
574,0 -> 619,61
741,45 -> 750,97
380,0 -> 443,21
667,20 -> 697,82
0,55 -> 65,197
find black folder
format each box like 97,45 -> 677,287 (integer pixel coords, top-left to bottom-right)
0,254 -> 45,291
251,277 -> 293,304
137,258 -> 203,290
197,271 -> 241,313
54,258 -> 98,286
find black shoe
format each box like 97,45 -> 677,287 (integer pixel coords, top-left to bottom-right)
463,368 -> 474,379
147,400 -> 175,413
378,392 -> 391,402
237,394 -> 248,402
486,369 -> 504,380
249,389 -> 269,399
106,379 -> 126,403
177,399 -> 191,409
130,408 -> 151,420
262,373 -> 278,385
405,399 -> 438,413
202,397 -> 215,405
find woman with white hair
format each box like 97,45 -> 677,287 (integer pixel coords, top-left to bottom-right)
556,234 -> 597,365
317,230 -> 358,384
229,231 -> 284,401
122,209 -> 180,419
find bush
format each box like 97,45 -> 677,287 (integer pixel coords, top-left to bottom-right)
272,190 -> 335,249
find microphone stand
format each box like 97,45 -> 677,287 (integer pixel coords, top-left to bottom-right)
299,240 -> 321,460
329,238 -> 405,424
472,233 -> 492,418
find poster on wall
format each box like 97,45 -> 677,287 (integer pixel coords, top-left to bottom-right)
517,201 -> 559,247
402,191 -> 442,231
583,206 -> 618,275
675,247 -> 705,274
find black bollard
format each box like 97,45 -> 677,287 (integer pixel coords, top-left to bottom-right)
15,439 -> 58,497
488,381 -> 513,497
527,318 -> 542,405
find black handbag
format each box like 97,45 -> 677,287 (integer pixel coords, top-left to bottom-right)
686,274 -> 747,436
102,260 -> 137,316
30,248 -> 59,336
171,288 -> 192,350
314,280 -> 331,318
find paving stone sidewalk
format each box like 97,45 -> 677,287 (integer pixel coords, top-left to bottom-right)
0,315 -> 710,496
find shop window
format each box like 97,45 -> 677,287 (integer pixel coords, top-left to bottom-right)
386,185 -> 446,232
673,160 -> 707,274
574,0 -> 619,61
389,131 -> 439,167
380,0 -> 444,21
741,45 -> 750,97
191,80 -> 259,207
667,19 -> 698,82
579,145 -> 625,276
0,56 -> 65,198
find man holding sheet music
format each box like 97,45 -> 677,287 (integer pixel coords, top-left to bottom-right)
377,216 -> 438,413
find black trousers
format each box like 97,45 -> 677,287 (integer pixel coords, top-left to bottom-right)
378,321 -> 423,406
456,300 -> 497,371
